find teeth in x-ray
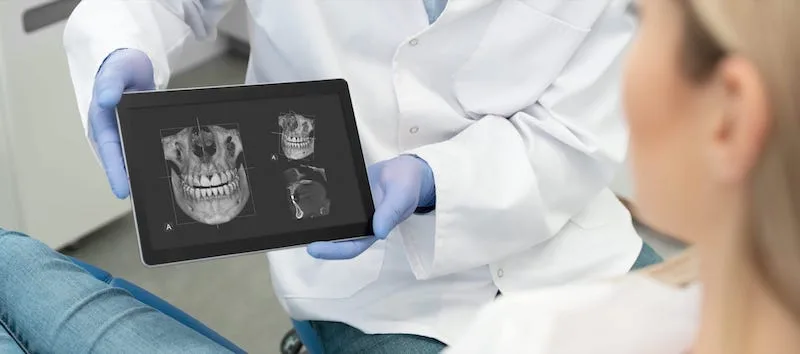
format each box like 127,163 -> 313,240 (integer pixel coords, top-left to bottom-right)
179,172 -> 245,202
163,125 -> 253,225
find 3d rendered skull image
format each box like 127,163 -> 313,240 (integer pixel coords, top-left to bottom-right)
278,111 -> 315,160
283,166 -> 330,220
162,125 -> 250,225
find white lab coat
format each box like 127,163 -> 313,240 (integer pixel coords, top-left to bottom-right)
445,275 -> 702,353
63,0 -> 642,345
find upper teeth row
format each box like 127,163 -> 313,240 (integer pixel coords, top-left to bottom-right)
283,135 -> 312,143
184,170 -> 238,187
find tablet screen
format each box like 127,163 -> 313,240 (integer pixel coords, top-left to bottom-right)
117,81 -> 373,265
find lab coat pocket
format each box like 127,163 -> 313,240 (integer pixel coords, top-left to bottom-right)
452,0 -> 595,118
267,240 -> 387,299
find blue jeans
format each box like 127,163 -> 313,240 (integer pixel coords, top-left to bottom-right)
0,227 -> 661,353
0,229 -> 231,353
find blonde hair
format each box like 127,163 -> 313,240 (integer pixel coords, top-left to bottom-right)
627,0 -> 800,317
682,0 -> 800,321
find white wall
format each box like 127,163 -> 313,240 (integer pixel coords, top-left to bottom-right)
0,0 -> 236,248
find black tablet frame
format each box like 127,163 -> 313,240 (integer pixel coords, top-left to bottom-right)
116,79 -> 374,266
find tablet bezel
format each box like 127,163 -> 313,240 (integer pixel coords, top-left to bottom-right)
115,79 -> 374,267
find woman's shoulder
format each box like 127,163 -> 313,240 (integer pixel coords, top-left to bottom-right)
445,275 -> 701,354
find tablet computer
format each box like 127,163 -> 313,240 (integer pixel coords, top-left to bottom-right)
115,79 -> 374,266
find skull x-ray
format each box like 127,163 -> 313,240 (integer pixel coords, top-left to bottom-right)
283,166 -> 330,220
274,110 -> 330,220
162,125 -> 251,225
278,111 -> 315,160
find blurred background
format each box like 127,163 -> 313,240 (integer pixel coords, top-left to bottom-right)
0,1 -> 684,353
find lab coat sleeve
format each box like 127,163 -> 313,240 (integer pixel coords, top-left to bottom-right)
401,6 -> 635,279
63,0 -> 236,138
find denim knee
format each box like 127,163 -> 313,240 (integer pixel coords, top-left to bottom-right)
0,229 -> 70,275
0,228 -> 39,250
0,229 -> 35,256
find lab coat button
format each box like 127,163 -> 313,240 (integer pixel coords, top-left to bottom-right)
409,126 -> 419,134
409,38 -> 419,46
497,269 -> 504,278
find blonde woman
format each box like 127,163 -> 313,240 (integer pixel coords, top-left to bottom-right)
446,0 -> 800,353
0,0 -> 795,352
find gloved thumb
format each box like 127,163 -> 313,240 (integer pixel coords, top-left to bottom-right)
371,183 -> 417,239
94,79 -> 125,110
94,49 -> 155,109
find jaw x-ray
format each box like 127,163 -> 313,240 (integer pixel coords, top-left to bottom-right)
279,110 -> 316,160
276,111 -> 331,220
284,165 -> 331,220
162,125 -> 252,225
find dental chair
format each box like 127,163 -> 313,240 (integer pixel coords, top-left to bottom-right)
67,256 -> 324,354
288,320 -> 324,354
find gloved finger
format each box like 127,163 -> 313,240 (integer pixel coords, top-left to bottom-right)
96,130 -> 130,199
372,182 -> 417,239
89,79 -> 125,145
88,50 -> 155,199
92,50 -> 155,131
93,69 -> 154,110
366,163 -> 383,180
306,237 -> 377,260
367,163 -> 387,210
89,77 -> 128,198
369,180 -> 385,210
88,93 -> 129,199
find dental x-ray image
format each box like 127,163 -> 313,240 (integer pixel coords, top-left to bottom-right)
117,83 -> 375,264
272,110 -> 332,220
284,165 -> 330,220
161,124 -> 252,225
278,111 -> 316,161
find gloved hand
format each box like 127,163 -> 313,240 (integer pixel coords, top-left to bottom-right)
307,154 -> 436,260
88,49 -> 155,199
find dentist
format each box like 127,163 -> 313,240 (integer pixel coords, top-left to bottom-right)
63,0 -> 656,352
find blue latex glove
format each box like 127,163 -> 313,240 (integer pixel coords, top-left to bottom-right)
307,154 -> 436,260
89,49 -> 155,199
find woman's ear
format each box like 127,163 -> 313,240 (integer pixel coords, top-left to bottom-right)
707,56 -> 771,184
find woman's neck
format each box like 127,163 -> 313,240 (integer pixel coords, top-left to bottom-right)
693,234 -> 800,354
